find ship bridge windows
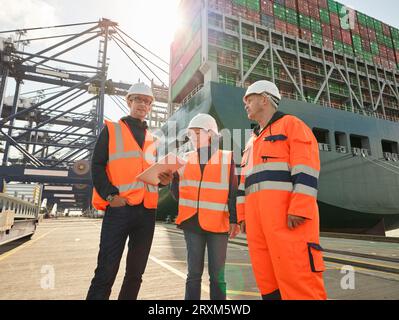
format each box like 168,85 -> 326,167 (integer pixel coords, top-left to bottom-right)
313,128 -> 331,152
381,140 -> 399,161
335,132 -> 348,153
350,135 -> 371,157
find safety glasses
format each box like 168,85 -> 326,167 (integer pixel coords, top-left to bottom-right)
129,96 -> 153,106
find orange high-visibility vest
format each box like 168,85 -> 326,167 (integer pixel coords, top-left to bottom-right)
92,120 -> 159,211
237,114 -> 327,300
176,149 -> 232,233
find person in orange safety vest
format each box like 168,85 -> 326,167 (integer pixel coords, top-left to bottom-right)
87,82 -> 163,300
237,80 -> 327,300
160,113 -> 240,300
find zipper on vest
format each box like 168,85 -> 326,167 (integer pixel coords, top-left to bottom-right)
196,170 -> 204,214
196,156 -> 209,214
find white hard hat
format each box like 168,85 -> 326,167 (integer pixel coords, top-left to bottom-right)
243,80 -> 281,103
188,113 -> 219,135
126,82 -> 154,101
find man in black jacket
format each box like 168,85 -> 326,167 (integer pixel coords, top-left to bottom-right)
87,82 -> 173,300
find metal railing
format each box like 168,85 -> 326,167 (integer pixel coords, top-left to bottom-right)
0,193 -> 39,219
181,83 -> 204,106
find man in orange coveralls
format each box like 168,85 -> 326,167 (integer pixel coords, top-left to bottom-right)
236,80 -> 327,300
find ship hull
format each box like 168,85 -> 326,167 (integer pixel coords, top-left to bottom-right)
158,82 -> 399,234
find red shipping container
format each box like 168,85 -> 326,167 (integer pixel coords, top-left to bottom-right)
308,0 -> 318,5
171,32 -> 202,85
330,13 -> 340,27
318,0 -> 328,9
341,30 -> 352,45
223,2 -> 233,15
362,40 -> 371,51
323,37 -> 334,50
300,29 -> 312,42
285,0 -> 297,10
359,25 -> 369,39
331,26 -> 342,40
297,0 -> 310,16
209,0 -> 230,13
395,51 -> 399,63
352,20 -> 360,34
260,0 -> 273,15
246,9 -> 261,24
275,19 -> 287,33
382,23 -> 391,36
379,44 -> 388,57
321,23 -> 332,38
373,56 -> 381,66
387,48 -> 395,60
380,57 -> 390,69
309,4 -> 320,19
286,23 -> 299,37
368,29 -> 376,42
232,4 -> 247,18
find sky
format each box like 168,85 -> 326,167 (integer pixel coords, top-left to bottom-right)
338,0 -> 398,28
0,0 -> 397,121
0,0 -> 182,120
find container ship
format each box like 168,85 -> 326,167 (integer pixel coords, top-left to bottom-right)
158,0 -> 399,235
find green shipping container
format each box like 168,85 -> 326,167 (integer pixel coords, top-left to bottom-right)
312,33 -> 323,47
336,2 -> 346,18
366,16 -> 375,30
246,0 -> 260,12
311,19 -> 322,34
370,42 -> 380,55
171,50 -> 201,101
232,0 -> 246,6
273,4 -> 286,20
219,70 -> 237,86
353,48 -> 362,56
363,52 -> 373,63
319,8 -> 330,24
391,27 -> 399,40
327,0 -> 338,14
334,40 -> 344,53
357,12 -> 367,26
352,34 -> 362,45
299,15 -> 311,30
285,8 -> 298,25
384,35 -> 393,48
374,20 -> 383,34
343,44 -> 353,55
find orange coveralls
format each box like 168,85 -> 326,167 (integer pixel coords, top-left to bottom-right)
237,112 -> 327,300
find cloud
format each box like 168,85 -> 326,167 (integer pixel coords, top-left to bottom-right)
0,0 -> 58,34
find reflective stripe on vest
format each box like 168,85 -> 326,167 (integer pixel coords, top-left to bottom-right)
179,199 -> 228,212
237,182 -> 245,204
244,162 -> 319,198
245,162 -> 292,195
91,120 -> 158,211
179,150 -> 230,191
108,122 -> 156,164
177,150 -> 232,232
291,164 -> 319,198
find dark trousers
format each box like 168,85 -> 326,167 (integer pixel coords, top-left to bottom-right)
86,204 -> 155,300
183,229 -> 229,300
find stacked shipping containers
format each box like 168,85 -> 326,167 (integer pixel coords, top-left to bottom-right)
170,0 -> 203,101
171,0 -> 399,102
